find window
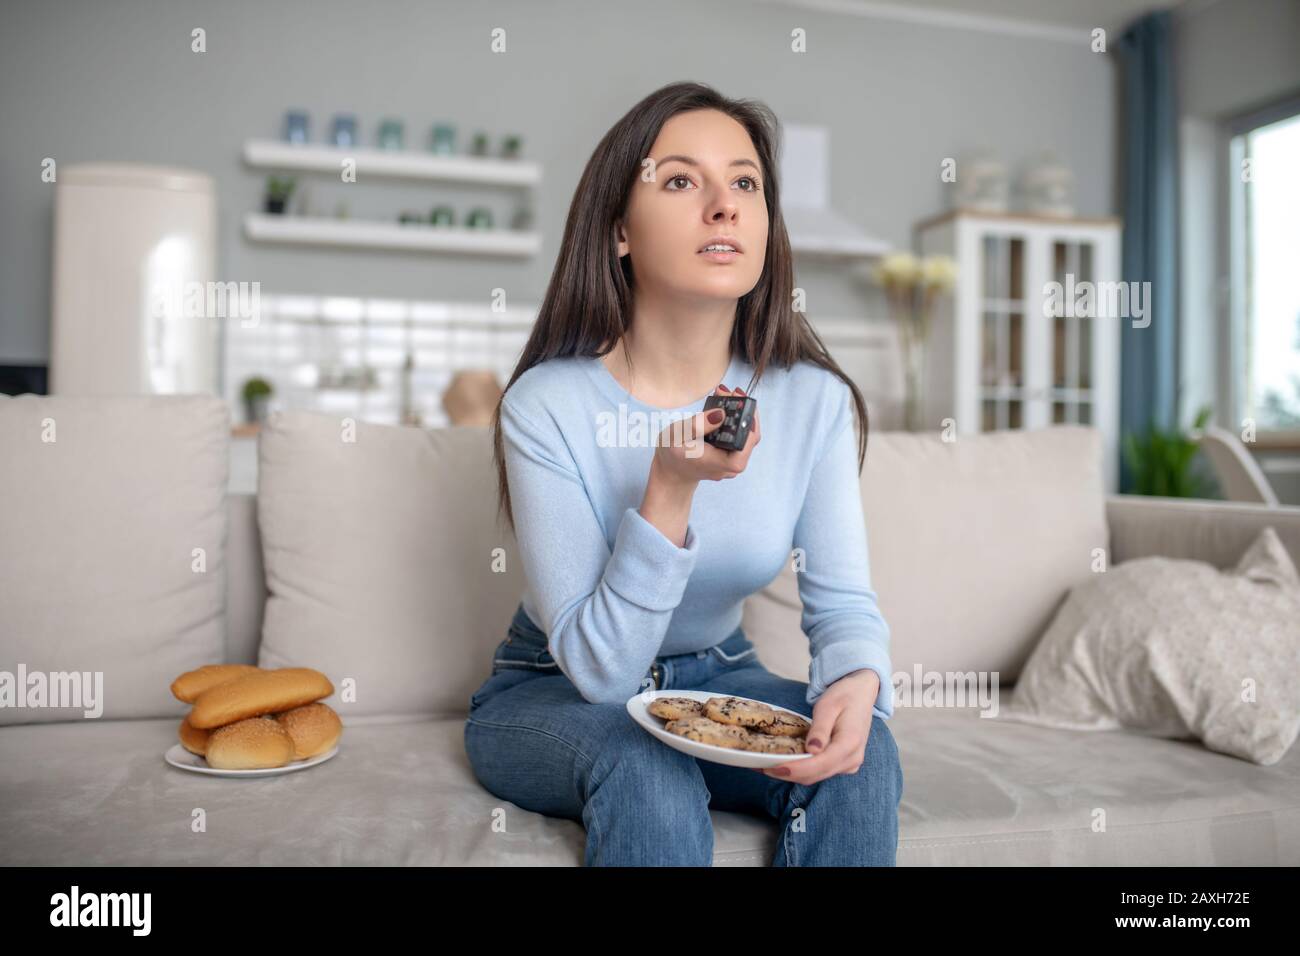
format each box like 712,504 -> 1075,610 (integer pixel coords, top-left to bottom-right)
1230,107 -> 1300,431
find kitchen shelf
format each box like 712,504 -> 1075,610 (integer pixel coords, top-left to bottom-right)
243,139 -> 541,186
243,213 -> 541,257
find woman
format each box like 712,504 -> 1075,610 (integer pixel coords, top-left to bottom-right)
465,81 -> 902,866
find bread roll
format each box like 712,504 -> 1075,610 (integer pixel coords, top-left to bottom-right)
171,664 -> 261,703
189,667 -> 333,729
178,714 -> 210,756
275,702 -> 343,759
204,716 -> 295,770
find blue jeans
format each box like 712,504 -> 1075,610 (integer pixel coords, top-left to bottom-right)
464,603 -> 903,866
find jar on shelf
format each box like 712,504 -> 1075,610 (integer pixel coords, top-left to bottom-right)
331,114 -> 358,148
953,152 -> 1009,213
429,123 -> 456,155
377,119 -> 404,151
1019,153 -> 1075,217
283,110 -> 310,144
510,201 -> 534,230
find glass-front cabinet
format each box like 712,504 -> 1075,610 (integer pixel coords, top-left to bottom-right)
916,210 -> 1122,492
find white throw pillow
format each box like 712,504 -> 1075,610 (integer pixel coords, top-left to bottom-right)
0,394 -> 229,723
1002,526 -> 1300,765
255,411 -> 524,718
744,425 -> 1108,682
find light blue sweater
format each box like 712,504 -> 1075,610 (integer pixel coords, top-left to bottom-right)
500,349 -> 894,720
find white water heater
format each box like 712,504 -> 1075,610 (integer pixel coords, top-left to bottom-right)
50,162 -> 217,395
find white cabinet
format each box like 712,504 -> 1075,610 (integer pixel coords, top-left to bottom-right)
916,210 -> 1122,492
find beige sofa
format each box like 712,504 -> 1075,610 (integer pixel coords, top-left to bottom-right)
2,394 -> 1298,866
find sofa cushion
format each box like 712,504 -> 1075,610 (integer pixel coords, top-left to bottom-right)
0,715 -> 776,865
1002,525 -> 1300,765
256,411 -> 524,718
0,394 -> 229,723
743,425 -> 1108,686
893,703 -> 1300,865
2,706 -> 1296,865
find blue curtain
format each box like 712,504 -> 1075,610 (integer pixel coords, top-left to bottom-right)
1116,11 -> 1180,493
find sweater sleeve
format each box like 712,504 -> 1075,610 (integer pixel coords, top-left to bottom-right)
793,380 -> 894,719
500,394 -> 701,704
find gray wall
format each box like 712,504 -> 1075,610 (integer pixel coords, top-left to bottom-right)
0,0 -> 1115,365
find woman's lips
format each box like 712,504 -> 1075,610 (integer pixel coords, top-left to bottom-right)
697,249 -> 740,263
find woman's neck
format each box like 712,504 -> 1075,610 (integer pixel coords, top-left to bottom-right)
603,297 -> 736,407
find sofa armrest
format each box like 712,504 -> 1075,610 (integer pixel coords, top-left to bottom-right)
1106,494 -> 1300,570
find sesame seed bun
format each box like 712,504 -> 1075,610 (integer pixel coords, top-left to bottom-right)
275,702 -> 343,759
204,716 -> 295,770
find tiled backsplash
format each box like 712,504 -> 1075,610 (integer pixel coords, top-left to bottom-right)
222,293 -> 536,429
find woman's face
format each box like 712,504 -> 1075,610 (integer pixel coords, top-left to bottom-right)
617,108 -> 768,303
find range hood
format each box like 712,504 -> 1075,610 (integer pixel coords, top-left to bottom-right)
779,123 -> 891,258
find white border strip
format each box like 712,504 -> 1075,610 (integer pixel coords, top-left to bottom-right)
747,0 -> 1094,44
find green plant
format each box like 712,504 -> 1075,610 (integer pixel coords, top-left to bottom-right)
1121,404 -> 1214,497
242,376 -> 273,401
265,176 -> 297,199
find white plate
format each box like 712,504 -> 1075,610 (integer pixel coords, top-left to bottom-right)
626,689 -> 812,768
164,743 -> 339,777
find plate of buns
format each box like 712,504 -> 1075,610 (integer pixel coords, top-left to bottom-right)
627,690 -> 813,768
165,664 -> 343,777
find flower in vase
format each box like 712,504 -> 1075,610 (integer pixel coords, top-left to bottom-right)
873,252 -> 922,290
921,254 -> 957,293
873,253 -> 956,431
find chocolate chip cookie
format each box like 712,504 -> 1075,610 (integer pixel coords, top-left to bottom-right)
746,732 -> 808,755
647,697 -> 706,721
703,695 -> 781,731
663,716 -> 756,750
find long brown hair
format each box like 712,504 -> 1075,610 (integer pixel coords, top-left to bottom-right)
493,81 -> 870,535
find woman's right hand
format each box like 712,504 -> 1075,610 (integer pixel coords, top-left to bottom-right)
651,385 -> 762,487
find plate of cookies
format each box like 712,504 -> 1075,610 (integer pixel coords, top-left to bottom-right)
627,690 -> 813,768
164,664 -> 343,777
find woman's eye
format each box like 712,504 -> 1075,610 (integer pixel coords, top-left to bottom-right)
664,173 -> 760,191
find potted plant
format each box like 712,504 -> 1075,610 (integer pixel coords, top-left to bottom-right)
263,176 -> 297,214
242,376 -> 274,425
1122,404 -> 1215,497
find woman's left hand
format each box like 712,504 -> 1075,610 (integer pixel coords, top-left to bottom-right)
760,669 -> 880,785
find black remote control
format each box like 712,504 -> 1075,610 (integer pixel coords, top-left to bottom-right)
702,394 -> 756,451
